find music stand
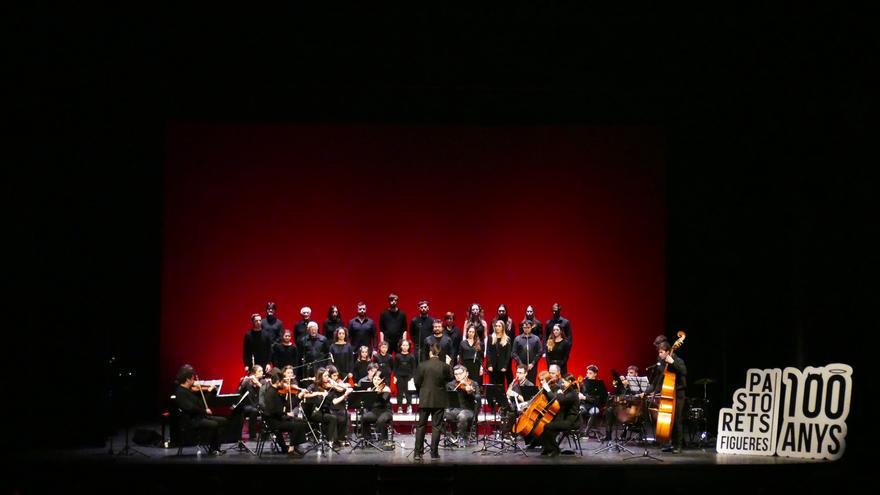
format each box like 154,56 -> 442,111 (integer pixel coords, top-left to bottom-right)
621,378 -> 662,462
348,391 -> 384,452
471,384 -> 505,455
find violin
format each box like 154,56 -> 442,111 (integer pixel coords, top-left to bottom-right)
276,382 -> 306,395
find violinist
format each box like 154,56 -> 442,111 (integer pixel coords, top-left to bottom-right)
361,369 -> 395,450
279,365 -> 304,414
270,329 -> 299,370
358,363 -> 379,389
538,373 -> 580,457
237,364 -> 264,440
445,365 -> 480,445
173,365 -> 227,455
260,370 -> 308,457
328,365 -> 353,446
302,366 -> 351,447
647,341 -> 687,453
578,364 -> 607,436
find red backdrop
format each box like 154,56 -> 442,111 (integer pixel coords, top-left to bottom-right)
160,124 -> 665,393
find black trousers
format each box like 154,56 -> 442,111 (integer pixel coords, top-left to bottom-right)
672,391 -> 686,448
187,416 -> 228,451
240,405 -> 259,438
395,374 -> 413,410
266,416 -> 307,451
414,407 -> 445,455
311,410 -> 343,443
540,415 -> 578,454
362,409 -> 393,440
446,408 -> 474,437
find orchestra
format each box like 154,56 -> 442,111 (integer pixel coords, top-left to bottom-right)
174,298 -> 689,460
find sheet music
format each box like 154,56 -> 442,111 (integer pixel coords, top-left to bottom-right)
194,379 -> 224,395
627,376 -> 650,393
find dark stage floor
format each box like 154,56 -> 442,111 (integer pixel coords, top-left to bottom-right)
11,423 -> 860,495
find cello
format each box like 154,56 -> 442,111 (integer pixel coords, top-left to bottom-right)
654,330 -> 686,444
513,375 -> 582,441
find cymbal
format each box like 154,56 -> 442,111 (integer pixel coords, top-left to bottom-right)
694,378 -> 716,385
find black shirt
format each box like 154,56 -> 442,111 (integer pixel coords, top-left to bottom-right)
517,317 -> 543,337
173,385 -> 206,420
243,330 -> 272,368
512,333 -> 543,367
378,309 -> 407,343
392,352 -> 416,377
293,319 -> 313,344
447,379 -> 480,412
544,338 -> 571,367
322,318 -> 345,338
261,316 -> 284,342
353,359 -> 372,382
329,342 -> 354,376
237,376 -> 262,408
270,342 -> 299,369
465,318 -> 487,342
649,355 -> 687,393
424,333 -> 454,362
580,379 -> 608,407
545,315 -> 572,343
348,317 -> 377,352
260,385 -> 288,419
443,325 -> 462,362
298,333 -> 329,366
458,339 -> 484,365
486,337 -> 512,371
374,352 -> 393,380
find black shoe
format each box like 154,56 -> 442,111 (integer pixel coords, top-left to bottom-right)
430,451 -> 440,459
548,450 -> 560,457
539,450 -> 551,456
210,448 -> 227,456
672,446 -> 682,454
413,452 -> 423,461
661,445 -> 674,453
601,435 -> 612,442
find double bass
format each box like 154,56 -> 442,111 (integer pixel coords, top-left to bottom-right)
654,330 -> 686,444
513,375 -> 582,441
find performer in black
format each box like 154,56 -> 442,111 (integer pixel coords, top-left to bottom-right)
544,324 -> 571,375
237,364 -> 264,440
173,365 -> 228,454
353,345 -> 373,383
413,343 -> 454,461
293,306 -> 314,345
464,303 -> 488,343
545,302 -> 572,343
491,304 -> 515,340
243,313 -> 272,373
518,305 -> 543,338
270,328 -> 298,370
260,370 -> 308,457
392,339 -> 416,413
298,321 -> 329,378
503,364 -> 534,432
648,340 -> 687,453
348,302 -> 377,352
329,327 -> 355,380
302,367 -> 352,446
423,319 -> 454,364
512,320 -> 542,384
358,362 -> 379,388
458,324 -> 484,382
360,369 -> 395,450
578,364 -> 607,436
445,365 -> 480,445
410,300 -> 435,364
322,305 -> 344,338
538,373 -> 580,457
486,320 -> 513,407
603,365 -> 640,441
327,366 -> 353,446
378,293 -> 407,356
374,340 -> 393,381
442,312 -> 462,363
261,301 -> 284,342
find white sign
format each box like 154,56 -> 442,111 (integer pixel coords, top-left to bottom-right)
716,363 -> 852,460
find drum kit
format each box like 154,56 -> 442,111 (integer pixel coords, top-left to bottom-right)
686,377 -> 715,447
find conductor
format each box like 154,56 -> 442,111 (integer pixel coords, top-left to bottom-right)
413,341 -> 454,461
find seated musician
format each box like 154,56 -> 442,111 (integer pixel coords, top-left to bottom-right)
578,364 -> 607,436
301,366 -> 352,447
327,365 -> 354,447
360,369 -> 395,450
260,369 -> 308,457
357,362 -> 379,389
503,364 -> 534,433
603,365 -> 639,441
538,372 -> 580,457
445,365 -> 480,445
237,364 -> 263,440
172,364 -> 228,455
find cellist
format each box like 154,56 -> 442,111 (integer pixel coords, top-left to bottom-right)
538,372 -> 580,457
647,340 -> 687,453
